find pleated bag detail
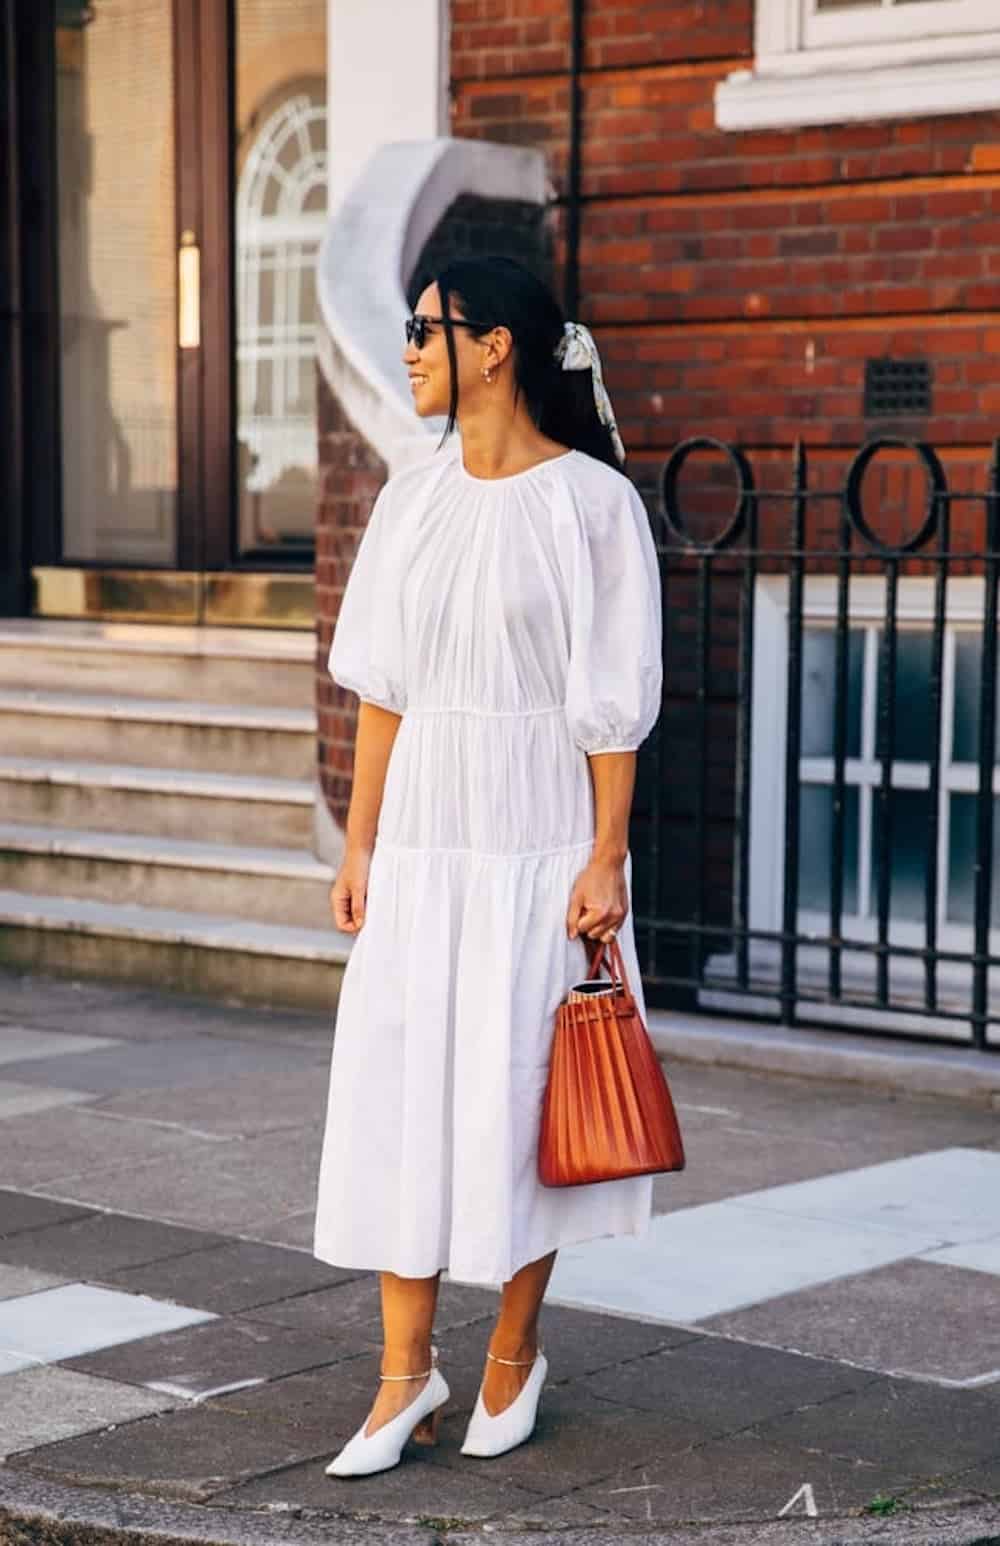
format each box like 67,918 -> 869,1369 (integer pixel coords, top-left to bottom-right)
539,936 -> 685,1187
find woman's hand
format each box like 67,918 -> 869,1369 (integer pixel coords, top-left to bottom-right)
566,853 -> 629,942
329,845 -> 373,934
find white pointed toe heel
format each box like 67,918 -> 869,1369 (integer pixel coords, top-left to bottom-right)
325,1345 -> 449,1478
460,1349 -> 547,1459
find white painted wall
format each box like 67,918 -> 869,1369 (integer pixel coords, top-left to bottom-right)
326,0 -> 449,212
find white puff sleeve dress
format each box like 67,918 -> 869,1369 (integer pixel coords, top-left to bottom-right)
313,447 -> 663,1287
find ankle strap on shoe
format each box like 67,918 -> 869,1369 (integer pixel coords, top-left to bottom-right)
486,1349 -> 540,1367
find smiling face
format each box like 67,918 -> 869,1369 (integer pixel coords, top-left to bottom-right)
402,283 -> 504,419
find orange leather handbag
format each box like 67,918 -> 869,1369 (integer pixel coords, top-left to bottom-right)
539,935 -> 685,1187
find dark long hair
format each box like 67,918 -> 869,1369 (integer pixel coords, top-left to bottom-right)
433,255 -> 621,470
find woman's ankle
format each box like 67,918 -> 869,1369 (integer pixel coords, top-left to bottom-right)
380,1341 -> 433,1378
486,1332 -> 538,1363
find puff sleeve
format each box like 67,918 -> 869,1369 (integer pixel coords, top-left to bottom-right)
327,481 -> 407,714
563,475 -> 663,755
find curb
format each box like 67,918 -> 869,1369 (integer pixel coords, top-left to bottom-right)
1,1469 -> 999,1546
647,1011 -> 1000,1107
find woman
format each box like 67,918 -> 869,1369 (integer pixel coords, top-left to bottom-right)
313,255 -> 663,1477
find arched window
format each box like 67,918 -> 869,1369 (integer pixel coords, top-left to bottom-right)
236,82 -> 326,553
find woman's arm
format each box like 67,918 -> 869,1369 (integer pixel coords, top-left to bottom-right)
566,750 -> 636,942
329,701 -> 402,933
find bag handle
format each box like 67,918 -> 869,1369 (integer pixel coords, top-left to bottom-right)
583,935 -> 634,1000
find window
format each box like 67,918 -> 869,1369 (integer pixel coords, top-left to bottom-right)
795,619 -> 999,937
807,0 -> 995,51
716,0 -> 1000,131
701,577 -> 999,1038
235,83 -> 327,556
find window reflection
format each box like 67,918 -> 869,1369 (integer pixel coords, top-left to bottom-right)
56,1 -> 177,563
235,1 -> 327,559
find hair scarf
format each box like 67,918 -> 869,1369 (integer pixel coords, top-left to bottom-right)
554,321 -> 626,467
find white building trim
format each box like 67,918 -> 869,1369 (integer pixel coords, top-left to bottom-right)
716,1 -> 1000,131
327,0 -> 450,214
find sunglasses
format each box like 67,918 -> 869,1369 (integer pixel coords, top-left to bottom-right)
405,313 -> 492,350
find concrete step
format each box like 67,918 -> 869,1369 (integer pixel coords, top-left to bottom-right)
0,823 -> 334,930
0,620 -> 315,708
0,690 -> 315,779
0,758 -> 314,847
0,889 -> 350,1011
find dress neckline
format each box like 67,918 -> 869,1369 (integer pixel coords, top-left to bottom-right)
457,449 -> 575,485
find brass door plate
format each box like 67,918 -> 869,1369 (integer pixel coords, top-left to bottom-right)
32,569 -> 314,630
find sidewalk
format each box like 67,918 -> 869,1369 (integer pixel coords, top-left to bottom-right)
0,969 -> 998,1546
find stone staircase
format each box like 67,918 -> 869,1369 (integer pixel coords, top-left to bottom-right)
0,621 -> 349,1010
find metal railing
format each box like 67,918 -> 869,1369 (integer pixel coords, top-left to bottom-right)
632,436 -> 1000,1051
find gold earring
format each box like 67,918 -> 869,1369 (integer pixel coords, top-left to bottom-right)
482,366 -> 495,384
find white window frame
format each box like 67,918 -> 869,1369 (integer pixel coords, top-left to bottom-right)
716,0 -> 1000,131
700,575 -> 1000,1044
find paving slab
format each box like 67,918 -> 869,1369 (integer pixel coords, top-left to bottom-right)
64,1313 -> 373,1401
0,1264 -> 69,1301
8,1402 -> 343,1503
654,1062 -> 1000,1149
91,1065 -> 330,1138
705,1259 -> 1000,1385
0,1080 -> 93,1118
0,971 -> 332,1047
2,971 -> 1000,1543
755,1377 -> 1000,1477
429,1302 -> 695,1393
0,1471 -> 437,1546
0,1366 -> 175,1460
243,1208 -> 317,1249
1,1033 -> 327,1095
0,1189 -> 93,1237
106,1238 -> 364,1314
60,991 -> 334,1050
567,1429 -> 911,1526
923,1233 -> 1000,1275
954,1453 -> 1000,1499
44,1123 -> 322,1232
0,1210 -> 227,1277
735,1147 -> 1000,1244
0,1281 -> 215,1364
649,1119 -> 986,1216
0,1106 -> 220,1188
0,973 -> 116,1021
215,1443 -> 556,1522
0,1348 -> 32,1373
582,1334 -> 877,1432
208,1358 -> 388,1434
242,1276 -> 501,1355
0,1027 -> 119,1063
434,1384 -> 716,1498
550,1195 -> 940,1323
237,1274 -> 387,1335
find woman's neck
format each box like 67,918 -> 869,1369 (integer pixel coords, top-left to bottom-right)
457,401 -> 565,481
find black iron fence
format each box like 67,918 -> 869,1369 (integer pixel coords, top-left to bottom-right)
632,436 -> 1000,1051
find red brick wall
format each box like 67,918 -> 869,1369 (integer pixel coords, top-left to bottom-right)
451,6 -> 1000,469
315,385 -> 388,832
450,3 -> 1000,998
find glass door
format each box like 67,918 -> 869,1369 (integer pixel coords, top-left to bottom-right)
7,0 -> 327,620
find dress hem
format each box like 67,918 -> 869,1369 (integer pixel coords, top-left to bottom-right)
312,1209 -> 653,1291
